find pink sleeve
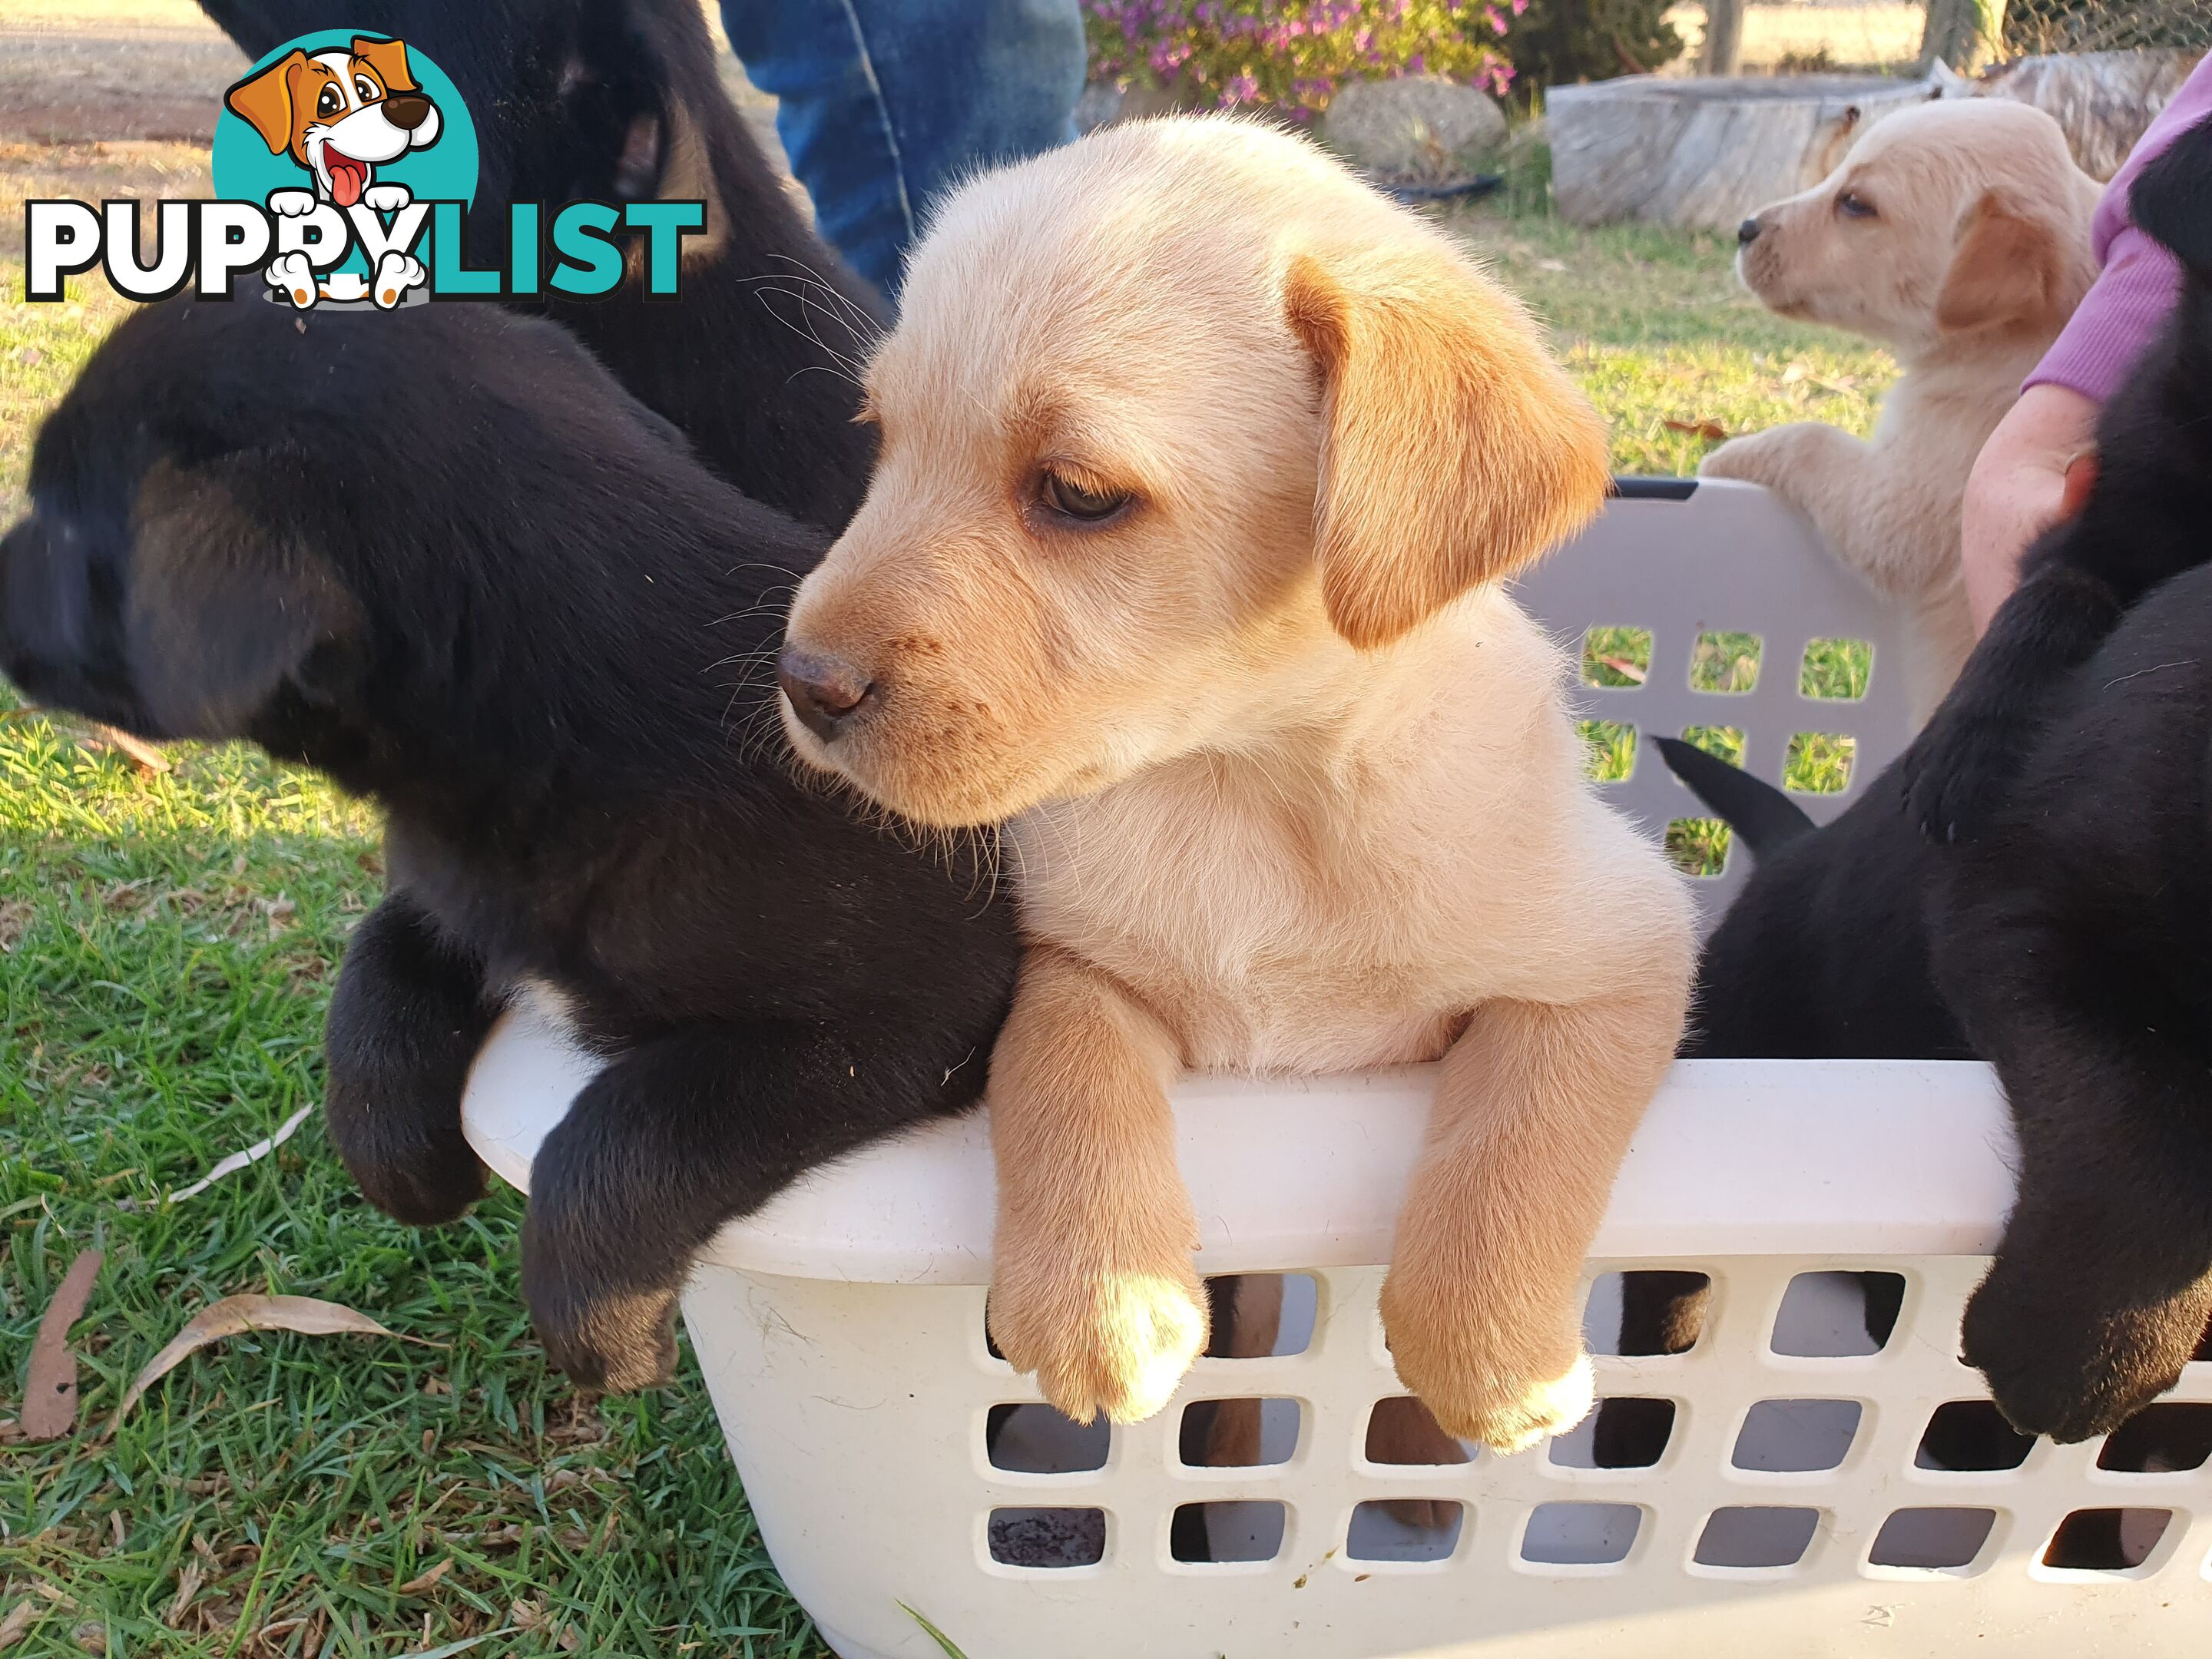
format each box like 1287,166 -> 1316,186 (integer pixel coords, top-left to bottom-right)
2022,57 -> 2212,402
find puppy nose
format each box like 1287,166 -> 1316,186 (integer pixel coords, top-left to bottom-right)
382,92 -> 433,131
778,644 -> 874,741
1737,217 -> 1763,245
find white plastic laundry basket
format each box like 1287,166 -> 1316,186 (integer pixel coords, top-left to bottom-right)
459,482 -> 2212,1657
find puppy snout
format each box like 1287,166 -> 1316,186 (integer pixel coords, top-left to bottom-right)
1737,217 -> 1763,245
778,644 -> 875,742
382,93 -> 433,131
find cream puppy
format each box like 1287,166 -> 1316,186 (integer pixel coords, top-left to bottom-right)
1708,98 -> 2100,720
777,116 -> 1694,1449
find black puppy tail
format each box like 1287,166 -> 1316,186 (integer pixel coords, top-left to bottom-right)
2131,113 -> 2212,277
1654,737 -> 1816,858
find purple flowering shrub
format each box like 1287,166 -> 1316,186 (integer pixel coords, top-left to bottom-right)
1084,0 -> 1524,118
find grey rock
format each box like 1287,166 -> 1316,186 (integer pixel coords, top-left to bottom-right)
1324,75 -> 1508,180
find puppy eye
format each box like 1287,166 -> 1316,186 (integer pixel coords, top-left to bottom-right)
354,76 -> 381,104
316,84 -> 343,117
1038,471 -> 1132,524
1836,190 -> 1876,220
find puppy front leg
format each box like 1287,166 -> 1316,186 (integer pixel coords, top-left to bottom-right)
323,889 -> 496,1224
1382,990 -> 1679,1452
987,945 -> 1207,1426
524,1017 -> 974,1392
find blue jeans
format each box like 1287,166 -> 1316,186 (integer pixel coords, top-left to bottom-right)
722,0 -> 1086,299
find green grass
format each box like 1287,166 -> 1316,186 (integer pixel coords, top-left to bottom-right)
1,696 -> 826,1657
2,182 -> 1903,1648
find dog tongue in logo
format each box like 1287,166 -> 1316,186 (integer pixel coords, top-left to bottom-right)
325,149 -> 368,207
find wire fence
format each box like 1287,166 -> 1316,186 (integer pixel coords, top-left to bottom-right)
2003,0 -> 2212,55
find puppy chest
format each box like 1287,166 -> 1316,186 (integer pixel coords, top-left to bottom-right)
1009,802 -> 1467,1073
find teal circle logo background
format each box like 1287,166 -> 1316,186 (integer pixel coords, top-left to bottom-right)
210,33 -> 478,276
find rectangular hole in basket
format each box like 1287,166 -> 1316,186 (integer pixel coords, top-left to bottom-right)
1801,637 -> 1873,701
2044,1509 -> 2173,1571
2099,1402 -> 2212,1472
1694,1507 -> 1819,1569
1732,1399 -> 1862,1472
1664,818 -> 1730,878
1555,1399 -> 1674,1469
1580,626 -> 1651,689
1363,1395 -> 1472,1467
1347,1499 -> 1464,1564
988,1508 -> 1104,1569
1202,1273 -> 1316,1359
986,1403 -> 1108,1475
1679,724 -> 1744,767
1180,1398 -> 1300,1469
1785,731 -> 1856,794
1869,1508 -> 1996,1571
1578,719 -> 1637,783
1916,1401 -> 2033,1472
1770,1270 -> 1904,1357
1171,1502 -> 1286,1565
1522,1503 -> 1641,1566
1585,1270 -> 1712,1357
1690,631 -> 1761,694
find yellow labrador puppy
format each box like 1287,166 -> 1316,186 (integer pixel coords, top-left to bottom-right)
1710,99 -> 2099,720
778,116 -> 1694,1450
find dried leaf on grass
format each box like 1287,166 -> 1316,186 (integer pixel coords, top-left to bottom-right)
0,1601 -> 40,1652
1663,417 -> 1730,442
164,1103 -> 315,1204
1594,655 -> 1647,684
22,1249 -> 103,1440
113,1294 -> 439,1431
397,1560 -> 452,1596
87,723 -> 171,775
162,1566 -> 203,1630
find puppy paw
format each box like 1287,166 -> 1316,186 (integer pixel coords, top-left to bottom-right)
1380,1267 -> 1593,1453
264,250 -> 318,310
1896,703 -> 2027,845
372,251 -> 426,310
361,183 -> 413,214
1962,1260 -> 2201,1443
990,1256 -> 1207,1426
535,1287 -> 681,1395
267,188 -> 319,218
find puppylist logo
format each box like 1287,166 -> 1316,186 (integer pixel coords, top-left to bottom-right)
25,32 -> 704,310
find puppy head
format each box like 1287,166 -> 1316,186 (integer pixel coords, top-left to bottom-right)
779,118 -> 1608,827
0,292 -> 695,782
1735,100 -> 2098,353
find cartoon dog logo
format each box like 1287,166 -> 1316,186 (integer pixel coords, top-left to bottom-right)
224,35 -> 440,309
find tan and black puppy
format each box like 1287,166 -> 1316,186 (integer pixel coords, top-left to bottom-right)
780,116 -> 1694,1450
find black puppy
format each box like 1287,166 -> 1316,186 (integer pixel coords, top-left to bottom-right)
0,293 -> 1020,1391
1931,565 -> 2212,1440
200,0 -> 883,528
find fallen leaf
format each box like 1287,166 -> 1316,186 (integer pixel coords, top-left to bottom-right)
1594,654 -> 1648,684
163,1566 -> 202,1629
87,724 -> 171,775
164,1104 -> 315,1204
71,1623 -> 105,1654
1663,418 -> 1730,442
112,1294 -> 438,1430
0,1601 -> 38,1651
1535,257 -> 1567,272
23,1250 -> 104,1439
398,1560 -> 452,1596
1780,361 -> 1807,384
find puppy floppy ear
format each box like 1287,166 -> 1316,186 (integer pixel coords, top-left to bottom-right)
126,459 -> 361,739
350,35 -> 420,95
1284,243 -> 1610,650
1936,194 -> 2071,333
224,49 -> 307,155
